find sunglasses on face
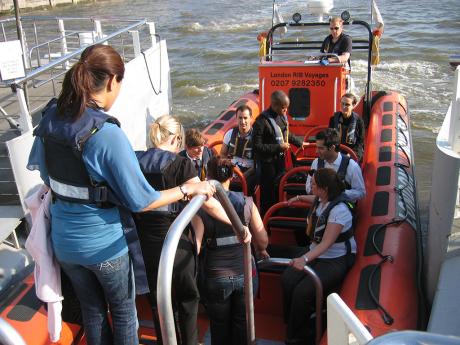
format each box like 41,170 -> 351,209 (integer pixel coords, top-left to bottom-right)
330,26 -> 340,31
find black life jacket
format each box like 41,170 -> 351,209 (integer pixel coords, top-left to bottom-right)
333,111 -> 359,146
206,191 -> 246,249
317,153 -> 351,189
33,98 -> 149,295
307,193 -> 354,253
228,128 -> 253,161
262,111 -> 286,145
135,149 -> 180,215
34,98 -> 120,205
322,33 -> 352,68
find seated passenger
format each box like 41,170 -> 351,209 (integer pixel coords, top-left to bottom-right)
283,168 -> 356,345
135,116 -> 234,345
220,104 -> 256,193
306,129 -> 365,202
328,93 -> 365,161
321,16 -> 352,66
179,128 -> 214,180
192,156 -> 269,345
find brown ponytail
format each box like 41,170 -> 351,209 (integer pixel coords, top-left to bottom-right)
57,44 -> 124,120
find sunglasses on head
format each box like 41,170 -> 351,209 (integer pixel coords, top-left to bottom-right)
307,169 -> 317,177
330,26 -> 340,31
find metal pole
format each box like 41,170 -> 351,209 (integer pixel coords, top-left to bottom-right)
157,195 -> 207,345
0,317 -> 27,345
209,180 -> 256,344
258,258 -> 324,345
12,0 -> 29,106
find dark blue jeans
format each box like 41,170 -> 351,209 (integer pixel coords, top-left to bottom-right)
59,253 -> 138,345
206,274 -> 246,345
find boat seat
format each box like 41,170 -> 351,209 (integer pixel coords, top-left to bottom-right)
278,166 -> 311,202
264,200 -> 311,247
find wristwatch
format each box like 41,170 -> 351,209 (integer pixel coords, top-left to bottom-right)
179,184 -> 188,200
303,254 -> 309,264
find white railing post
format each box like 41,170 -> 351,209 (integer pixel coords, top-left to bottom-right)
449,67 -> 460,152
147,22 -> 156,47
93,20 -> 103,41
58,19 -> 70,69
130,30 -> 141,57
15,87 -> 33,133
327,293 -> 373,345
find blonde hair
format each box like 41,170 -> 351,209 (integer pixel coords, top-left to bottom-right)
149,115 -> 184,149
330,17 -> 343,25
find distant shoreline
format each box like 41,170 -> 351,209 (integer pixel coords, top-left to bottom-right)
0,0 -> 95,15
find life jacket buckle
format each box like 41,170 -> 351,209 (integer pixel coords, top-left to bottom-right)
94,185 -> 108,203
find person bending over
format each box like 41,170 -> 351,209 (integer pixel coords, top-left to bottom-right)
192,156 -> 269,345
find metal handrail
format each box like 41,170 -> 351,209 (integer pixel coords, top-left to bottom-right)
157,195 -> 207,345
258,257 -> 324,345
7,19 -> 146,87
0,317 -> 27,345
0,15 -> 144,24
157,181 -> 256,345
28,31 -> 79,59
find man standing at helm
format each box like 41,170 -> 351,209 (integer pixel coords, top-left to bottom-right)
253,90 -> 303,215
321,16 -> 352,66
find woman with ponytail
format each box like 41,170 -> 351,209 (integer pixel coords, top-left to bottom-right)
282,168 -> 357,345
28,45 -> 215,345
191,156 -> 268,345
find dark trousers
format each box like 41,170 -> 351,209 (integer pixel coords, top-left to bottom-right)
140,233 -> 199,345
206,274 -> 246,345
281,255 -> 350,344
259,159 -> 284,216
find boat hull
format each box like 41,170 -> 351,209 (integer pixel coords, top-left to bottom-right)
337,91 -> 420,337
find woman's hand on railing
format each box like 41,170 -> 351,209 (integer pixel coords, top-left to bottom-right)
240,225 -> 252,244
184,181 -> 215,200
290,256 -> 307,271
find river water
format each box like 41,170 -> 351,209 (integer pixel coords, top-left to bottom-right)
26,0 -> 460,210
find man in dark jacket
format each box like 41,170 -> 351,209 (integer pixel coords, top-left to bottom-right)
253,90 -> 303,215
328,93 -> 365,161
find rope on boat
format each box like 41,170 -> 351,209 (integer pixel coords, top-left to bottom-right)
141,35 -> 162,95
397,112 -> 408,131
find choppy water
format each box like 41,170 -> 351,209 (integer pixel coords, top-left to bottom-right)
24,0 -> 460,207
